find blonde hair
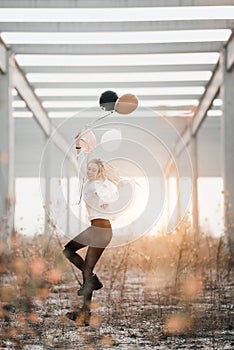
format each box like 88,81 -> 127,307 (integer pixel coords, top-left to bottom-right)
87,158 -> 120,185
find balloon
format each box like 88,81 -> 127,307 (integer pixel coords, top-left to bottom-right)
115,94 -> 138,114
99,90 -> 118,111
101,129 -> 122,151
75,129 -> 96,153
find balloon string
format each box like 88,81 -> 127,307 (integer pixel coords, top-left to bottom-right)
85,110 -> 114,129
78,176 -> 85,205
75,110 -> 114,205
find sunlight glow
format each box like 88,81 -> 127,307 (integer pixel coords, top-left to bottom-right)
16,53 -> 220,66
14,176 -> 224,237
162,111 -> 194,117
13,100 -> 26,108
1,7 -> 234,22
48,112 -> 78,118
198,177 -> 224,237
2,30 -> 231,44
15,178 -> 45,235
46,110 -> 194,118
41,100 -> 199,109
207,110 -> 223,117
27,72 -> 212,83
35,87 -> 205,97
213,99 -> 222,106
13,111 -> 33,118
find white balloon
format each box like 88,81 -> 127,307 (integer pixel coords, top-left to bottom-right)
101,129 -> 122,151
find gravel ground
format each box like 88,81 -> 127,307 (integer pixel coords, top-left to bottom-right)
1,270 -> 233,349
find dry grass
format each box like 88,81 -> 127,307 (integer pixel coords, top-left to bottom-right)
0,221 -> 233,349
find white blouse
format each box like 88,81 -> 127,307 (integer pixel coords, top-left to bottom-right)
83,179 -> 119,221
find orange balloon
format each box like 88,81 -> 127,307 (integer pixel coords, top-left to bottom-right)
114,94 -> 138,115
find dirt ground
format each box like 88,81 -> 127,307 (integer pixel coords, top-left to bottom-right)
1,268 -> 233,350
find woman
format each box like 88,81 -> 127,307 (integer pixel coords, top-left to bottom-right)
63,157 -> 119,296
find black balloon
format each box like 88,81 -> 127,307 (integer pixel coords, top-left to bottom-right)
99,90 -> 118,111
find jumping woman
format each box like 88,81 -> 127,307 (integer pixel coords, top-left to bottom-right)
63,154 -> 120,323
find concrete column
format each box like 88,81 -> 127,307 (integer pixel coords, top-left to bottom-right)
0,51 -> 14,250
168,173 -> 179,232
220,49 -> 234,254
190,136 -> 199,233
44,134 -> 51,234
175,172 -> 181,226
166,175 -> 170,228
66,169 -> 70,237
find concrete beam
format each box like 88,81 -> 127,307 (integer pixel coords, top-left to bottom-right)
0,39 -> 7,73
226,32 -> 234,71
163,26 -> 234,171
11,42 -> 222,55
13,62 -> 51,136
1,0 -> 233,7
165,38 -> 234,176
32,81 -> 209,89
1,20 -> 233,32
30,105 -> 198,113
22,64 -> 214,74
170,59 -> 222,161
12,61 -> 77,168
220,49 -> 234,254
174,125 -> 193,157
29,94 -> 202,102
192,61 -> 222,135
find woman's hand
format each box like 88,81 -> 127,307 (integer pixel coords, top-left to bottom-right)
75,144 -> 82,156
100,204 -> 108,210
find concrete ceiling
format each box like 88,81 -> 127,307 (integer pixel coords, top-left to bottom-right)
1,1 -> 233,177
1,1 -> 233,120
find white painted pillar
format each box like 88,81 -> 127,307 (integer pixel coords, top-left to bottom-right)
220,49 -> 234,253
0,49 -> 14,250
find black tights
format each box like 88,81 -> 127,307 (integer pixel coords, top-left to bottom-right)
63,245 -> 106,282
63,219 -> 112,283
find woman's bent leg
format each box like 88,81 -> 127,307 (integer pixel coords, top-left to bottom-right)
77,247 -> 105,296
63,225 -> 96,279
65,220 -> 112,295
63,240 -> 86,275
83,247 -> 106,281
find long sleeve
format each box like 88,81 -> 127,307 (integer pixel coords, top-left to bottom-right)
83,179 -> 119,221
95,179 -> 119,205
